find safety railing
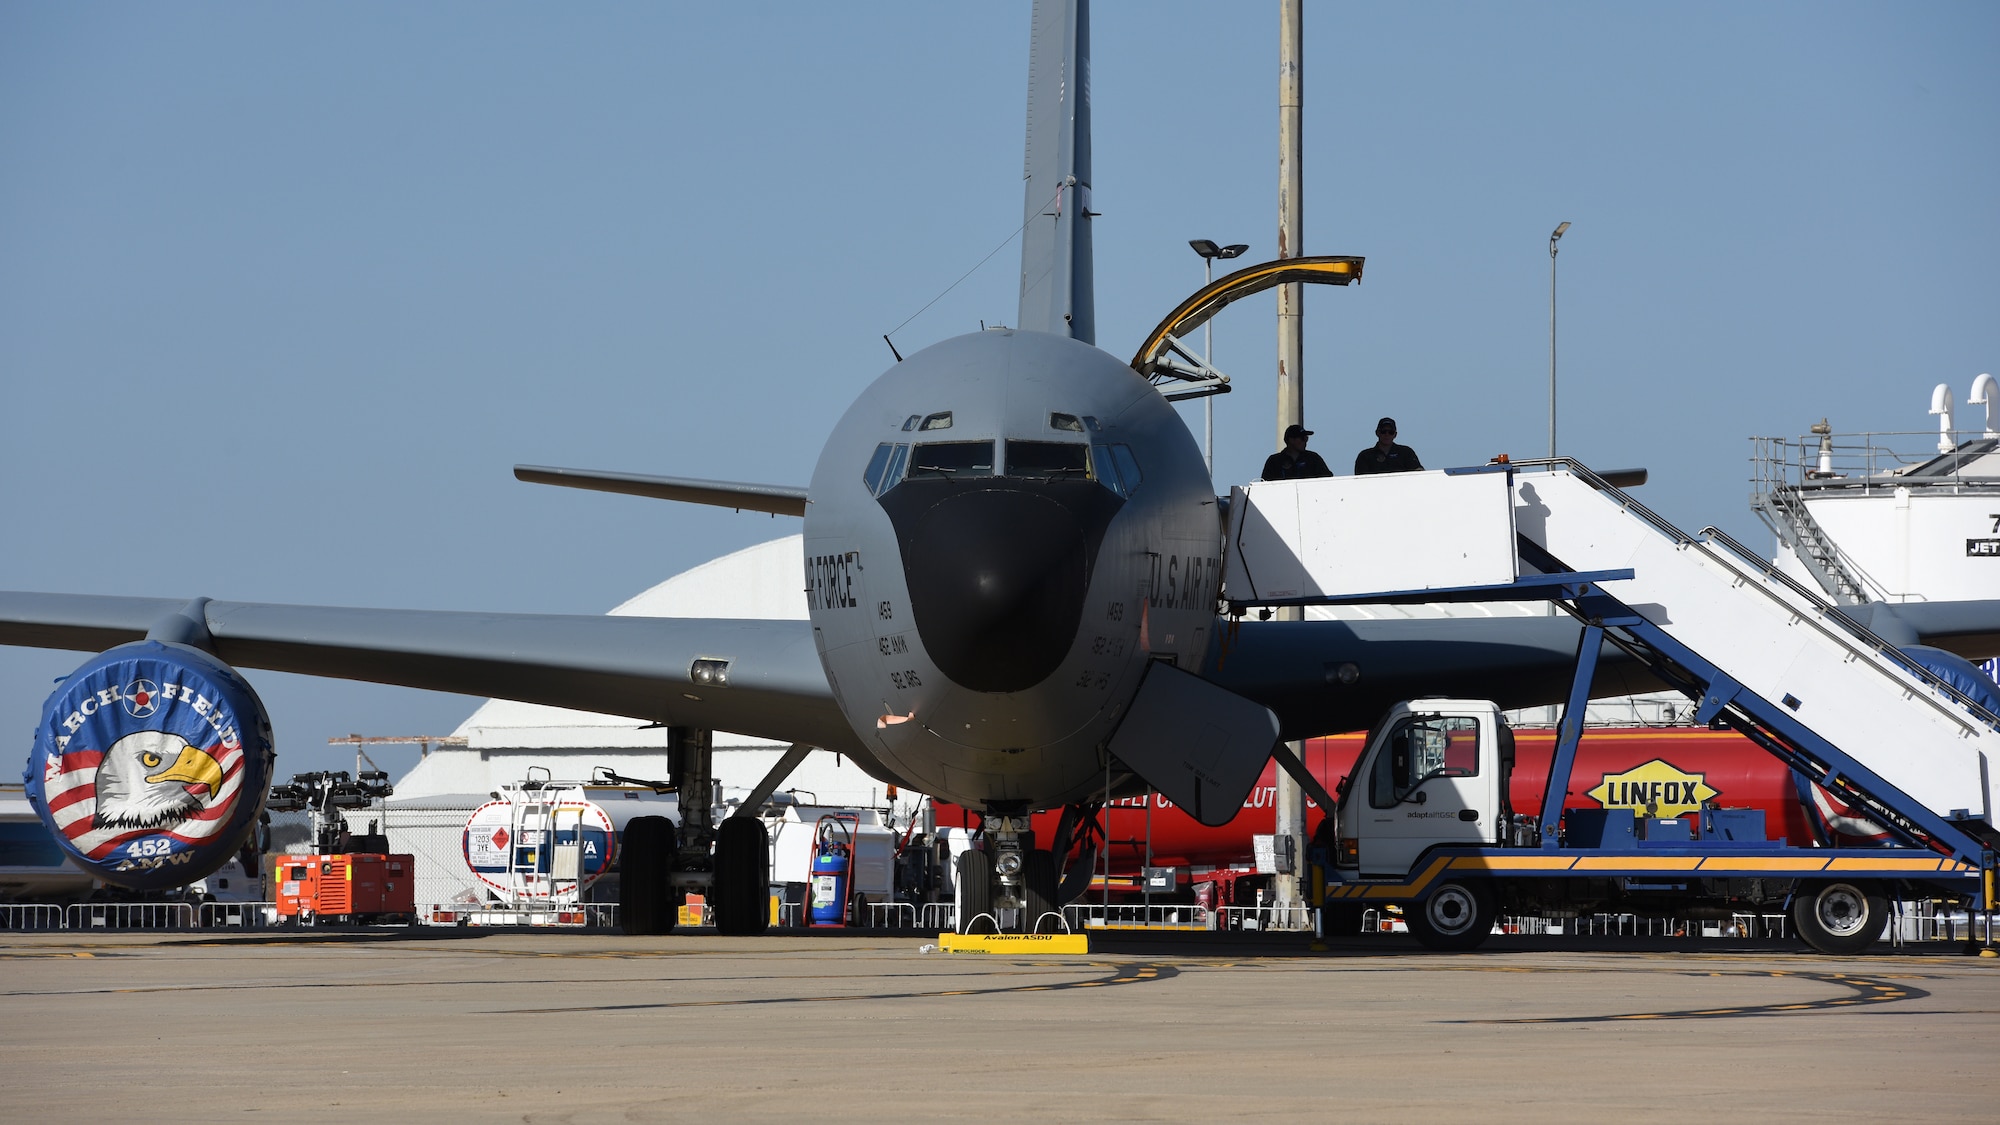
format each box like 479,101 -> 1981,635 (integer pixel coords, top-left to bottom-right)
1064,903 -> 1212,931
65,902 -> 195,930
868,901 -> 919,930
1216,904 -> 1311,932
920,902 -> 957,932
199,901 -> 275,929
1752,432 -> 2000,498
423,902 -> 616,928
1,904 -> 67,931
1889,902 -> 1999,945
1700,525 -> 2000,735
1523,456 -> 1999,738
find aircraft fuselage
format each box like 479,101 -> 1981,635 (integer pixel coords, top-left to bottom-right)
805,329 -> 1220,812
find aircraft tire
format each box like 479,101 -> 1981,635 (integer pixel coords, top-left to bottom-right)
1791,881 -> 1889,955
956,849 -> 994,933
1023,849 -> 1060,933
1406,880 -> 1494,952
620,816 -> 677,936
713,817 -> 771,936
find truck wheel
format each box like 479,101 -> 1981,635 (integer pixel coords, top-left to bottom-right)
713,817 -> 771,936
956,849 -> 995,933
1023,849 -> 1060,933
620,816 -> 677,936
1407,881 -> 1494,951
1792,881 -> 1889,955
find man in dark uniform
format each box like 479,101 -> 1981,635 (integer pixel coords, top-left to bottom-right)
1354,417 -> 1423,475
1262,423 -> 1334,480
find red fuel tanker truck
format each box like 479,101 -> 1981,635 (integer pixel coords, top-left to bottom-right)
930,725 -> 1883,910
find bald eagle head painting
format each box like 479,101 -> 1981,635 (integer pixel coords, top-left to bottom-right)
92,730 -> 225,830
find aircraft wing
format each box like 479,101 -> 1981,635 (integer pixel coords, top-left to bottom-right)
1208,616 -> 1664,742
0,592 -> 865,756
514,465 -> 808,517
1212,600 -> 2000,742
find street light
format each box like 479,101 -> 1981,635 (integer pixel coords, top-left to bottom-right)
1189,240 -> 1250,475
1548,221 -> 1570,461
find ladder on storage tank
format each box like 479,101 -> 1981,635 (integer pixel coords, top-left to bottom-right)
1224,459 -> 2000,863
500,786 -> 587,906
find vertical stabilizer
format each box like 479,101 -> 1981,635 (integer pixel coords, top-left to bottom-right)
1017,0 -> 1094,344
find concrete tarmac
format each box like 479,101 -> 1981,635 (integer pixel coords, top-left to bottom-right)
2,928 -> 1996,1122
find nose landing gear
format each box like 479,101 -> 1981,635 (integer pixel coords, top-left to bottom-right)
956,805 -> 1096,934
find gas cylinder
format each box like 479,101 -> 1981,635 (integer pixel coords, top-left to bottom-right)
808,814 -> 859,927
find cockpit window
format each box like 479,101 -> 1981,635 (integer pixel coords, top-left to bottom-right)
1090,443 -> 1143,497
919,411 -> 954,431
862,443 -> 895,494
907,441 -> 994,479
1006,440 -> 1089,479
1048,412 -> 1084,433
865,443 -> 913,495
1111,445 -> 1143,490
901,415 -> 921,432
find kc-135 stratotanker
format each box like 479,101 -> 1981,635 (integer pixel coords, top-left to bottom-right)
7,0 -> 2000,942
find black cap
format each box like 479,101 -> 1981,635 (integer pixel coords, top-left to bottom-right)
1376,417 -> 1398,432
1284,424 -> 1313,441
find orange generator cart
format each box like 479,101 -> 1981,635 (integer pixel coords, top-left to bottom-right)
275,854 -> 416,923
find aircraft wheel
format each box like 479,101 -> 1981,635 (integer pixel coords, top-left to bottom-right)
620,815 -> 678,936
1023,849 -> 1060,933
713,817 -> 771,936
956,849 -> 995,933
1406,881 -> 1494,951
1792,881 -> 1889,955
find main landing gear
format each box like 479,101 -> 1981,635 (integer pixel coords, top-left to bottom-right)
618,727 -> 775,937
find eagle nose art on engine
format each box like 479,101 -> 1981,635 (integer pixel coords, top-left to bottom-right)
873,435 -> 1125,693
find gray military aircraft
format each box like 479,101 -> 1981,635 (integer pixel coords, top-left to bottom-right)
6,0 -> 1998,934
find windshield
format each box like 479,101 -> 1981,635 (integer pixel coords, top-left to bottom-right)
1370,715 -> 1480,807
907,441 -> 996,479
1006,440 -> 1090,479
1089,443 -> 1143,497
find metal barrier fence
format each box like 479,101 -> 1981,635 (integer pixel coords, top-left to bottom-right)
425,902 -> 617,928
1890,902 -> 1998,945
868,901 -> 918,930
65,902 -> 194,930
920,902 -> 956,932
1,904 -> 67,931
1218,904 -> 1310,932
1064,903 -> 1212,931
1556,913 -> 1788,939
199,901 -> 276,929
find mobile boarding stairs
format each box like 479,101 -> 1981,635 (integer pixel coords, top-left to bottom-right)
1223,459 -> 2000,905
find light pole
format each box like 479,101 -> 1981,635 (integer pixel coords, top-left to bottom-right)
1548,221 -> 1570,461
1189,239 -> 1249,476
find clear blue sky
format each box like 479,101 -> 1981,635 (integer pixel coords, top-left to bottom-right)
4,2 -> 1995,779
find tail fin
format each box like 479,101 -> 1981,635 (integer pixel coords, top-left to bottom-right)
1016,0 -> 1094,343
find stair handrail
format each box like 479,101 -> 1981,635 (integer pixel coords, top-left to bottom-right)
1513,458 -> 2000,736
1753,484 -> 1890,603
1700,524 -> 2000,735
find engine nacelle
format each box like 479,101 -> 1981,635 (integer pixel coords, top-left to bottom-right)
24,640 -> 275,891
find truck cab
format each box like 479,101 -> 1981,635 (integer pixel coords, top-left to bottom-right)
1336,700 -> 1511,878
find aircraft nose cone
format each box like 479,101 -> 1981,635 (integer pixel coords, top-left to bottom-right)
879,481 -> 1120,693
